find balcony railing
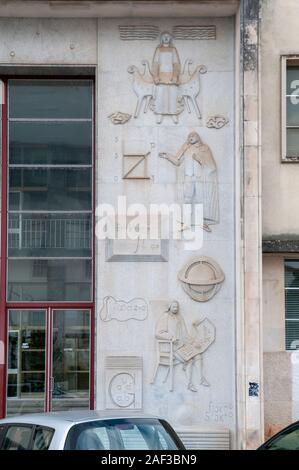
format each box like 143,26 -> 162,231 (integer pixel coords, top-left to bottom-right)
8,217 -> 91,250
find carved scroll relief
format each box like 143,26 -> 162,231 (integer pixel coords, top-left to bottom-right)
178,257 -> 225,302
151,300 -> 215,392
105,356 -> 143,409
128,32 -> 207,124
100,296 -> 148,322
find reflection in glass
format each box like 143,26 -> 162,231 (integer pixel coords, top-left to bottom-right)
9,167 -> 92,212
9,80 -> 92,119
287,97 -> 299,126
8,213 -> 91,258
7,259 -> 92,302
286,129 -> 299,157
10,121 -> 92,165
52,310 -> 90,411
6,310 -> 46,416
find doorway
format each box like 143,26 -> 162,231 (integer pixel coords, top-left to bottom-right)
6,308 -> 92,416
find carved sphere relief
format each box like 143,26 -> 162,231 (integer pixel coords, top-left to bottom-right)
178,256 -> 225,302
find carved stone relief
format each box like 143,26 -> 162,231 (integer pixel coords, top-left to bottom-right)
122,152 -> 150,179
172,25 -> 216,40
108,112 -> 132,124
178,257 -> 225,302
151,300 -> 215,392
100,296 -> 148,322
119,25 -> 160,41
159,132 -> 219,232
119,25 -> 216,41
105,356 -> 143,409
128,32 -> 207,123
206,115 -> 229,129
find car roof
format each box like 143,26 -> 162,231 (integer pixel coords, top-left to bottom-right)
0,410 -> 161,427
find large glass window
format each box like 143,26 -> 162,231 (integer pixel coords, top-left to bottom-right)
285,260 -> 299,350
7,80 -> 93,301
282,58 -> 299,161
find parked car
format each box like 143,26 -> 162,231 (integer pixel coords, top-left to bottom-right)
258,421 -> 299,450
0,410 -> 185,450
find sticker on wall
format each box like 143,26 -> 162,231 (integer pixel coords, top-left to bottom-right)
105,356 -> 143,410
127,31 -> 207,124
151,300 -> 215,392
249,382 -> 259,397
100,296 -> 148,322
159,131 -> 219,232
178,257 -> 225,302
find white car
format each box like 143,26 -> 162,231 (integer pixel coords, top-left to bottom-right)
0,410 -> 185,450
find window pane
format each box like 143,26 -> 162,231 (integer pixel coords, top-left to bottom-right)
52,310 -> 90,412
64,419 -> 179,450
1,425 -> 33,450
286,320 -> 299,350
285,260 -> 299,287
7,259 -> 92,302
287,67 -> 299,96
267,427 -> 299,450
287,96 -> 299,126
286,128 -> 299,157
10,121 -> 92,165
9,80 -> 92,119
285,290 -> 299,319
8,213 -> 91,258
6,310 -> 46,417
32,427 -> 54,450
9,168 -> 92,211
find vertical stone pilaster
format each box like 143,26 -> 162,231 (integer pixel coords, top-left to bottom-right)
240,0 -> 264,449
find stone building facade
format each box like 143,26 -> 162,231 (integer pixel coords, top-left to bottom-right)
0,0 -> 268,450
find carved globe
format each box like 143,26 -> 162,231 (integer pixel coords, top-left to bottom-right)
178,256 -> 225,302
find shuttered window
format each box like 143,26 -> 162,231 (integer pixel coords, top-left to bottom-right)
285,260 -> 299,350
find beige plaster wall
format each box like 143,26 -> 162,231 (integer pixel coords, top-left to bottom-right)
261,0 -> 299,237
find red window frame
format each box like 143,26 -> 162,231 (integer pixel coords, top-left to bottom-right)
0,76 -> 96,417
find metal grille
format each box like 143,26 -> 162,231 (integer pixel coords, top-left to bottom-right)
8,217 -> 91,250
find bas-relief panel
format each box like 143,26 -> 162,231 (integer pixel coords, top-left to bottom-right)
97,18 -> 235,434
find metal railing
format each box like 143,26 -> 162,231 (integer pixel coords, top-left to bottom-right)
8,217 -> 91,250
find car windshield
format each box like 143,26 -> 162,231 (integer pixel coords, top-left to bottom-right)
263,426 -> 299,450
64,418 -> 182,450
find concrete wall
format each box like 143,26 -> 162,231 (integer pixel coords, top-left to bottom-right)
261,0 -> 299,237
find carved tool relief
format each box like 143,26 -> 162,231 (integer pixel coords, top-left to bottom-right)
123,152 -> 150,179
128,32 -> 207,123
178,257 -> 225,302
105,356 -> 143,409
151,300 -> 215,392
